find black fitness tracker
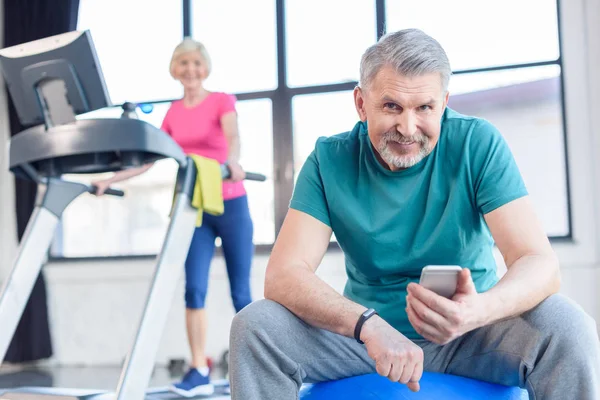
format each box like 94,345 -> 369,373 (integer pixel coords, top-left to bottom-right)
354,308 -> 378,344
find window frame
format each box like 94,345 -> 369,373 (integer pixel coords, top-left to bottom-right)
50,0 -> 571,261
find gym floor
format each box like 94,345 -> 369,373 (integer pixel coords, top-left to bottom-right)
0,364 -> 228,399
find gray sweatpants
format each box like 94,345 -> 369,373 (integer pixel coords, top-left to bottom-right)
229,294 -> 600,400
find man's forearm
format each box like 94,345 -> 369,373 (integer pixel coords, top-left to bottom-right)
480,254 -> 560,325
265,264 -> 366,337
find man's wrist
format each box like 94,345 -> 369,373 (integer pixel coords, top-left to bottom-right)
354,308 -> 377,344
477,291 -> 498,326
356,310 -> 381,344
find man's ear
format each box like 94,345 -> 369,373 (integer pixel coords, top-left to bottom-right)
442,91 -> 450,110
354,86 -> 368,122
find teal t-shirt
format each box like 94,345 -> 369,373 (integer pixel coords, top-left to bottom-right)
289,107 -> 528,340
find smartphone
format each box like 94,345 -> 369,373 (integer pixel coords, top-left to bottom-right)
418,265 -> 462,298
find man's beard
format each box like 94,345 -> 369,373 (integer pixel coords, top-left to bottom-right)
377,130 -> 432,169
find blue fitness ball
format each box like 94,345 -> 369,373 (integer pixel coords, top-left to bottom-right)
299,372 -> 528,400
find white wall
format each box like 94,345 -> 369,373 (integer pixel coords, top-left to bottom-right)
42,253 -> 349,366
1,0 -> 600,368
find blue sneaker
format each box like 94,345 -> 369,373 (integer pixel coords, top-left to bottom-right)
169,368 -> 215,398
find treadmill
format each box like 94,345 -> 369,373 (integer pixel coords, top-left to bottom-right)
0,31 -> 265,400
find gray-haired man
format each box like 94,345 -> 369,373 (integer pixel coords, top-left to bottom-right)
229,29 -> 600,400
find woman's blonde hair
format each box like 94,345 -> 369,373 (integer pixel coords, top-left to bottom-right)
169,38 -> 212,79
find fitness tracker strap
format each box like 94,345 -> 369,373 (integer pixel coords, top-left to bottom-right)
354,308 -> 378,344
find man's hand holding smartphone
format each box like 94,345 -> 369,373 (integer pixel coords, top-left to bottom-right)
406,266 -> 488,345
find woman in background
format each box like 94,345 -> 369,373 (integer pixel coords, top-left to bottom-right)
93,38 -> 255,397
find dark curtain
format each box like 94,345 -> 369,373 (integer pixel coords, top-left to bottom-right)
3,0 -> 80,363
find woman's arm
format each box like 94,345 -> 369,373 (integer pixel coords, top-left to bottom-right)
221,110 -> 245,181
92,163 -> 153,195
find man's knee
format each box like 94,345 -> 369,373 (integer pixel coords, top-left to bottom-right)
530,294 -> 599,355
230,299 -> 293,348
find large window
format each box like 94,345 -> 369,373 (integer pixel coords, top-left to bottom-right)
386,0 -> 560,71
58,0 -> 569,259
191,0 -> 278,93
77,0 -> 184,104
285,0 -> 376,87
292,91 -> 357,177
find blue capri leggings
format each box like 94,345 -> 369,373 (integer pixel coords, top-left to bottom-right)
184,195 -> 254,312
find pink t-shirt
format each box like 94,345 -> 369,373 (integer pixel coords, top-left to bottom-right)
161,92 -> 246,200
